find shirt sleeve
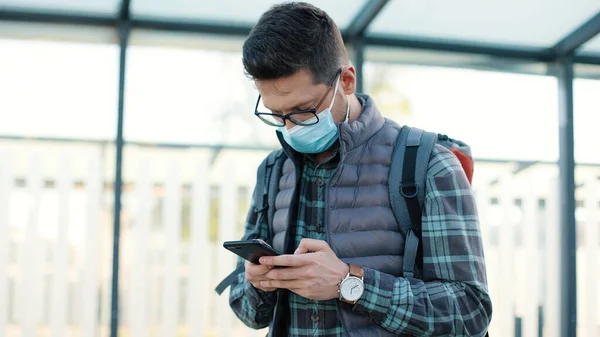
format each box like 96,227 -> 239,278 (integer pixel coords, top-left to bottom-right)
228,189 -> 278,329
352,144 -> 492,337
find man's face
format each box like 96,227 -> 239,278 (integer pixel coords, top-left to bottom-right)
256,69 -> 348,130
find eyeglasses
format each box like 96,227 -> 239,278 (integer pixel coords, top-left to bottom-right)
254,68 -> 342,127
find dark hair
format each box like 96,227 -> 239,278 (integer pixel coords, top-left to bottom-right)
242,1 -> 347,84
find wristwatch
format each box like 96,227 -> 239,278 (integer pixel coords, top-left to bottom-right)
338,264 -> 364,304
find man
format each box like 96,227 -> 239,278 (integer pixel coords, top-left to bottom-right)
227,2 -> 492,336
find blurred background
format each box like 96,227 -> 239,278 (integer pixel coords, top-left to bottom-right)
0,1 -> 599,337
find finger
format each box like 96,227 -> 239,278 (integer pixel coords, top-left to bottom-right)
260,279 -> 308,289
246,274 -> 270,283
266,266 -> 308,280
244,260 -> 262,272
246,263 -> 273,276
294,245 -> 309,254
249,266 -> 273,277
246,268 -> 273,283
250,281 -> 276,292
260,254 -> 311,267
259,287 -> 277,292
246,267 -> 274,281
297,238 -> 330,253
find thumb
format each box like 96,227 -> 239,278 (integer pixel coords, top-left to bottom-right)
295,238 -> 329,254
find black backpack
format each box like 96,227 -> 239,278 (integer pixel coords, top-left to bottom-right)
215,125 -> 473,294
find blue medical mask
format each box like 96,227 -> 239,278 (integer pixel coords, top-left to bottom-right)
279,76 -> 350,154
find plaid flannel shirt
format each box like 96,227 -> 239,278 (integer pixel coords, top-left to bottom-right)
229,144 -> 492,336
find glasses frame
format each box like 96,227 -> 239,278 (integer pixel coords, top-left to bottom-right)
254,68 -> 342,127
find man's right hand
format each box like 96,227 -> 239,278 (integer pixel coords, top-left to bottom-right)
245,260 -> 277,292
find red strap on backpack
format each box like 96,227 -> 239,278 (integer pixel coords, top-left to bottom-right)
450,147 -> 473,185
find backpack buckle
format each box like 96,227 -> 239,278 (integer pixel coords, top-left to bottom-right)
400,183 -> 419,198
254,205 -> 268,213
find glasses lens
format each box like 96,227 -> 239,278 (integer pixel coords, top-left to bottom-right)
255,97 -> 284,126
289,112 -> 318,126
257,113 -> 285,127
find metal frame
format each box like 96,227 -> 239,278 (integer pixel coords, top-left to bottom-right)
344,0 -> 390,41
353,38 -> 366,93
1,6 -> 599,64
554,11 -> 600,57
4,134 -> 600,169
2,1 -> 600,336
555,56 -> 577,337
364,35 -> 558,62
109,1 -> 131,336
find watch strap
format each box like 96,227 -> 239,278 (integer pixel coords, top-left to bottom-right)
349,264 -> 364,279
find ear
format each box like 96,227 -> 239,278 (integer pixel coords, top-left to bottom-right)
340,66 -> 356,95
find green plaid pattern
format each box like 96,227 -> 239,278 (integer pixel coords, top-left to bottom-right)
286,152 -> 344,336
229,144 -> 491,336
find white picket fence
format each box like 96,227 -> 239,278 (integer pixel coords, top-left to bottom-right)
0,141 -> 599,337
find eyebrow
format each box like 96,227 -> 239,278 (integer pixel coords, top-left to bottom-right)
264,100 -> 314,114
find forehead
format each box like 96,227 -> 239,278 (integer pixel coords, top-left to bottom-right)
257,69 -> 325,110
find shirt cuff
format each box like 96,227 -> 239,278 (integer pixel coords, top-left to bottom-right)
246,282 -> 277,306
352,267 -> 397,323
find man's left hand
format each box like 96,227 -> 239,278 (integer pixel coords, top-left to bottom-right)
258,238 -> 349,301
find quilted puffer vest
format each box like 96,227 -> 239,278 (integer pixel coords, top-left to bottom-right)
270,94 -> 406,337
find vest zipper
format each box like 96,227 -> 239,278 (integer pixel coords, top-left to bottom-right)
323,179 -> 331,243
324,136 -> 346,241
326,179 -> 352,335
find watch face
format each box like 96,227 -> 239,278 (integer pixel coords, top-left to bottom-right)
340,277 -> 364,302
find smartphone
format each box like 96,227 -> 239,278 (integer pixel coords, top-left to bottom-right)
223,239 -> 281,264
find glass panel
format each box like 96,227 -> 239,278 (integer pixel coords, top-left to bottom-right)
0,37 -> 116,336
573,77 -> 600,337
0,0 -> 121,15
580,33 -> 600,54
0,22 -> 117,44
366,46 -> 551,76
369,0 -> 600,47
0,38 -> 119,140
364,61 -> 559,161
131,0 -> 366,30
575,63 -> 600,79
574,78 -> 600,164
124,33 -> 278,148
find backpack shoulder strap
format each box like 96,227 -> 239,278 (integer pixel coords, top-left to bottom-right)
389,126 -> 437,278
244,148 -> 285,240
389,126 -> 411,236
214,149 -> 285,295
